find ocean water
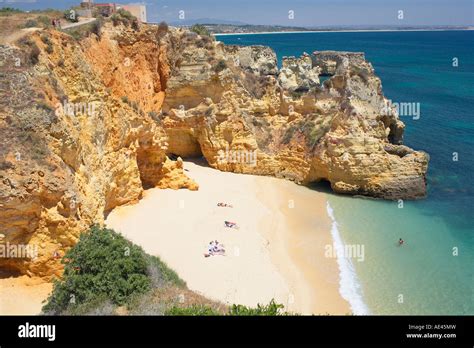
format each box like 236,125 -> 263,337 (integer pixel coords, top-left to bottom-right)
217,31 -> 474,315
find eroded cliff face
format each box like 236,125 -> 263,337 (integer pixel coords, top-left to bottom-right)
0,24 -> 197,278
0,23 -> 428,278
160,39 -> 428,199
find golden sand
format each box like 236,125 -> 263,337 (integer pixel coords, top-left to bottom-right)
107,161 -> 349,314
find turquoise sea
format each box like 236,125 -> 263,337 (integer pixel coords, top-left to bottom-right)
217,31 -> 474,315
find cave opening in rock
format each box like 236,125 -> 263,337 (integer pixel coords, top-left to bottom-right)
308,178 -> 334,194
387,122 -> 403,145
380,115 -> 403,145
165,129 -> 203,159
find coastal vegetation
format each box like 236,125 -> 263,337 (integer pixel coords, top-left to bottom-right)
42,225 -> 178,314
190,24 -> 211,37
42,226 -> 287,316
282,117 -> 332,148
0,7 -> 62,37
63,18 -> 105,41
0,7 -> 23,15
111,9 -> 137,28
63,8 -> 79,23
166,300 -> 288,316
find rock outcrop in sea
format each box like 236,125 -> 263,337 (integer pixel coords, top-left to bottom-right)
0,23 -> 429,278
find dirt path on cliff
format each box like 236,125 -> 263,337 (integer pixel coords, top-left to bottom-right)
0,27 -> 42,45
61,18 -> 97,30
0,18 -> 96,45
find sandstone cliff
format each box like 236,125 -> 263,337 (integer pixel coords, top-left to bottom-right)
0,23 -> 428,278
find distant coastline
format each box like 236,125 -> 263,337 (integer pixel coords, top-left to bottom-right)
214,28 -> 474,36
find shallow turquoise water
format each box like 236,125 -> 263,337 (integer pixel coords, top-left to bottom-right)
218,31 -> 474,314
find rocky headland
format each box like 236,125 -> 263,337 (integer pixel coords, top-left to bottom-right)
0,22 -> 428,279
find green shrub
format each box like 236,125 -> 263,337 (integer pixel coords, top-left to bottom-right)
229,299 -> 286,315
117,8 -> 134,21
111,9 -> 136,27
190,24 -> 210,37
166,299 -> 287,316
42,225 -> 185,315
42,226 -> 152,314
165,305 -> 221,316
0,7 -> 22,16
110,13 -> 121,26
63,8 -> 79,23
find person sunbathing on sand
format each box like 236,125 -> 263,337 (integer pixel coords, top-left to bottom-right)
208,241 -> 215,253
224,221 -> 238,229
217,203 -> 233,208
204,241 -> 226,257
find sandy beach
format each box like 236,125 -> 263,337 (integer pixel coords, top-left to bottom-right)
106,160 -> 350,314
0,273 -> 52,315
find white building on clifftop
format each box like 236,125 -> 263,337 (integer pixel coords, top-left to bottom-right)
80,1 -> 147,23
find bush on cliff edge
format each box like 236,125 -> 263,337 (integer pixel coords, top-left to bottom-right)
42,225 -> 185,314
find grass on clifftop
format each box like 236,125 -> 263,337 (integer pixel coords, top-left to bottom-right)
42,226 -> 289,316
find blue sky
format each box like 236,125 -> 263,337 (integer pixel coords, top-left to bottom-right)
3,0 -> 473,26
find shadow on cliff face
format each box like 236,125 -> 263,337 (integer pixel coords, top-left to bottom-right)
165,129 -> 204,159
0,269 -> 22,279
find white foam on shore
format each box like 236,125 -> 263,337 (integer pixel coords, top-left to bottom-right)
326,201 -> 370,315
